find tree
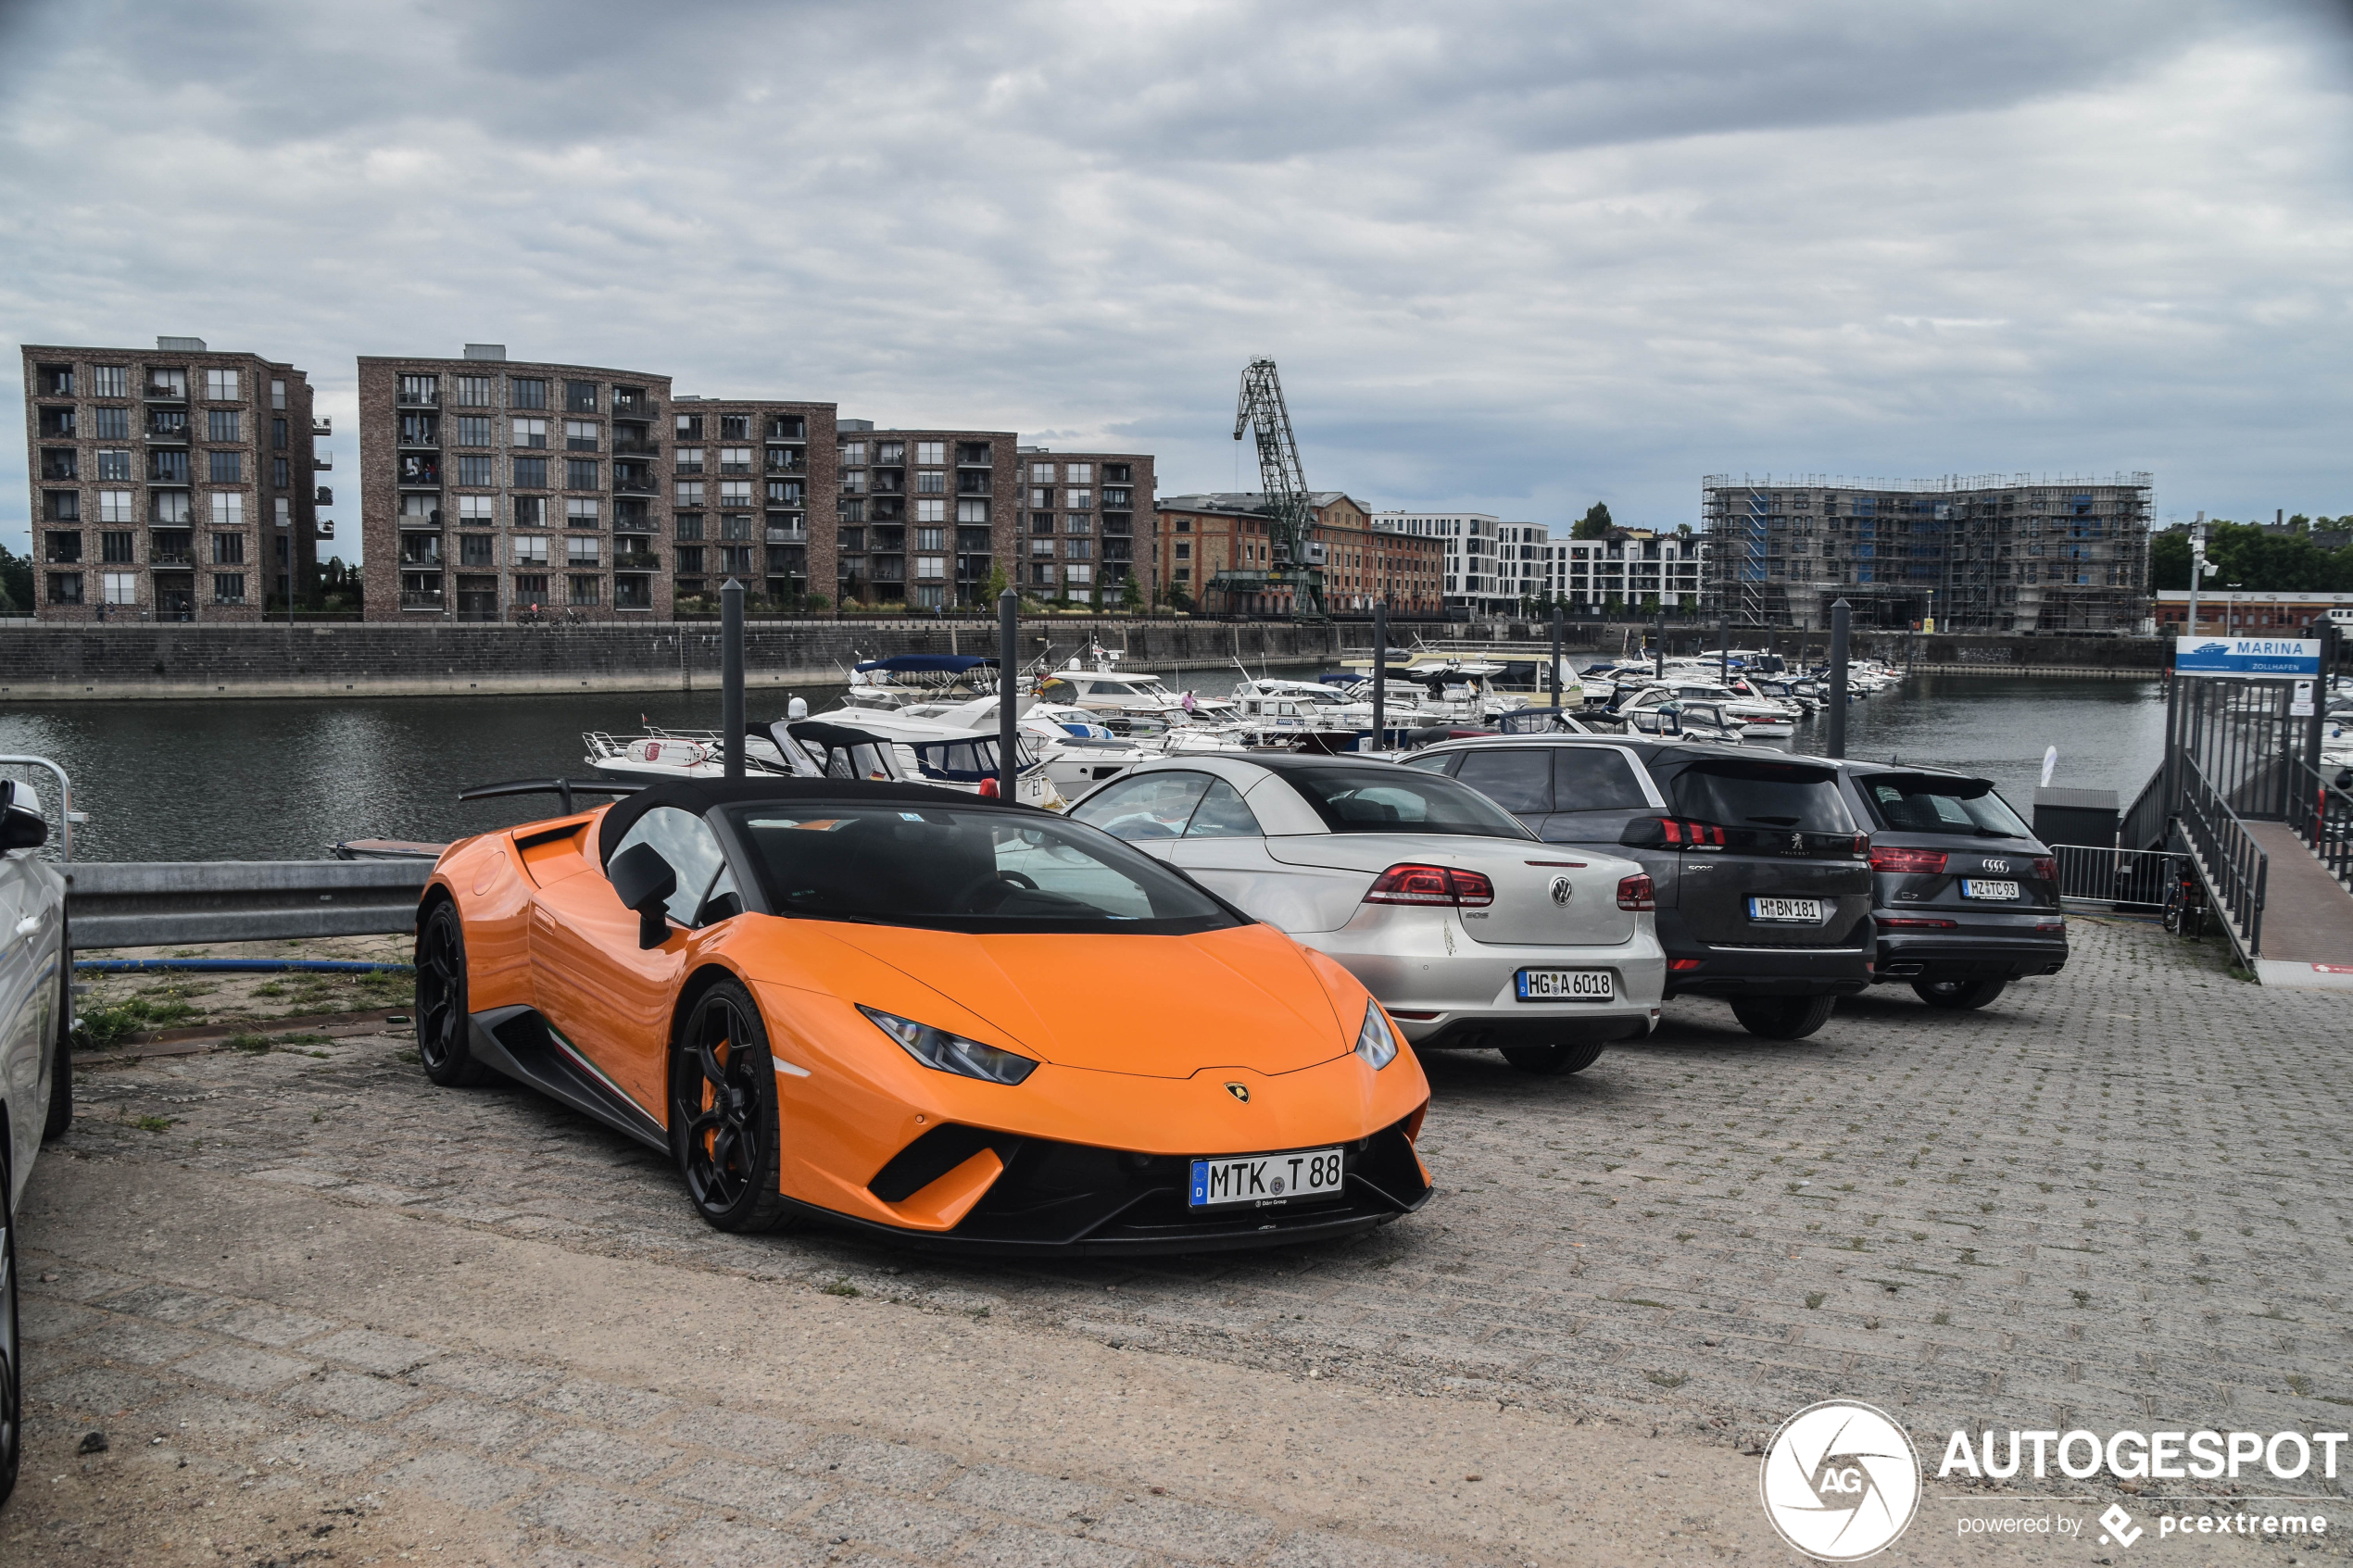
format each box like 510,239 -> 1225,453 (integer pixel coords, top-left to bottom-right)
1572,503 -> 1613,541
0,542 -> 33,614
983,565 -> 1010,604
1121,572 -> 1144,612
1640,593 -> 1660,617
1603,592 -> 1625,619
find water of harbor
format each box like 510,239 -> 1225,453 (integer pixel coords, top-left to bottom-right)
0,670 -> 2166,862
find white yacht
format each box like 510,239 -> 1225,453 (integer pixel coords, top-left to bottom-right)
1611,681 -> 1794,737
838,653 -> 1000,711
585,711 -> 1064,809
1033,652 -> 1241,733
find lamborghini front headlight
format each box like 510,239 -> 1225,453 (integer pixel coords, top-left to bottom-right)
858,1005 -> 1038,1085
1355,999 -> 1399,1070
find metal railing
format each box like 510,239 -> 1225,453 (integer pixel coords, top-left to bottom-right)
2178,754 -> 2268,957
2285,758 -> 2353,893
64,859 -> 434,947
0,757 -> 80,859
2049,844 -> 2183,910
2118,763 -> 2169,853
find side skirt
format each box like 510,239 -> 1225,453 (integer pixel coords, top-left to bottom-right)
467,1006 -> 670,1155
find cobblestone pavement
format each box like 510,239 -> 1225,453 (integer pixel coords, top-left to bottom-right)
11,914 -> 2350,1564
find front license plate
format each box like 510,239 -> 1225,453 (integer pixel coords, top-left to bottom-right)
1516,968 -> 1615,1001
1748,896 -> 1825,922
1189,1148 -> 1345,1210
1961,879 -> 2020,900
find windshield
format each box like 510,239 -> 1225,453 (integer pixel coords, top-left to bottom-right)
720,803 -> 1240,934
1280,767 -> 1537,839
1670,761 -> 1852,833
1864,776 -> 2034,838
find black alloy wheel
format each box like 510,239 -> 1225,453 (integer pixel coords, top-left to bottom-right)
670,980 -> 798,1235
414,901 -> 491,1087
0,1151 -> 21,1508
1913,977 -> 2008,1011
1500,1042 -> 1608,1076
43,918 -> 72,1143
1729,995 -> 1838,1040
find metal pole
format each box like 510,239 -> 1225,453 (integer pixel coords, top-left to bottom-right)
720,578 -> 745,780
2162,657 -> 2182,831
2185,522 -> 2204,635
1372,599 -> 1389,751
1653,603 -> 1664,682
998,586 -> 1020,800
1826,598 -> 1851,759
1547,602 -> 1562,717
1718,609 -> 1729,685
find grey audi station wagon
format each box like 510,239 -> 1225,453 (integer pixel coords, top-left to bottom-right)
1404,737 -> 1872,1038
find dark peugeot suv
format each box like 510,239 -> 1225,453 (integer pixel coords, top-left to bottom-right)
1406,738 -> 1872,1038
1831,761 -> 2068,1010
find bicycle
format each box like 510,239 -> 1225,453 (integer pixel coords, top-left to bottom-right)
2161,866 -> 2208,941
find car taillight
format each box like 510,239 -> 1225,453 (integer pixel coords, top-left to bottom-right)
1622,817 -> 1726,847
1879,916 -> 1958,929
1365,864 -> 1494,908
2031,856 -> 2057,883
1869,846 -> 1948,874
1616,873 -> 1655,911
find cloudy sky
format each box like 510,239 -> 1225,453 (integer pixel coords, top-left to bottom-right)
3,0 -> 2348,559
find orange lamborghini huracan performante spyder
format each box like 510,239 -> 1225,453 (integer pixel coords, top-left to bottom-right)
416,778 -> 1433,1254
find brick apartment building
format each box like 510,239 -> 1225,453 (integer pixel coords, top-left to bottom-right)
836,423 -> 1023,609
669,395 -> 837,608
21,337 -> 321,621
358,347 -> 673,621
1013,447 -> 1155,608
1157,492 -> 1441,616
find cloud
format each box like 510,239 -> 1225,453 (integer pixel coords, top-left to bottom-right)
3,0 -> 2348,561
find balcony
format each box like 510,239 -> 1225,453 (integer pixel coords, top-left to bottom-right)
765,527 -> 808,546
613,474 -> 658,495
317,521 -> 334,539
145,425 -> 190,445
314,452 -> 335,469
399,590 -> 446,610
312,417 -> 333,437
764,453 -> 806,474
144,383 -> 186,402
614,551 -> 662,571
611,435 -> 661,457
315,486 -> 333,506
611,395 -> 659,418
149,551 -> 195,568
396,388 -> 440,408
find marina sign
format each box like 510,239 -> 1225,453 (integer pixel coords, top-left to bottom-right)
2174,637 -> 2322,677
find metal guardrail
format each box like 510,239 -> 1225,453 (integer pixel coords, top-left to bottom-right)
2286,758 -> 2353,893
2048,844 -> 2183,911
2179,755 -> 2268,959
64,859 -> 434,949
0,755 -> 80,859
2118,763 -> 2169,854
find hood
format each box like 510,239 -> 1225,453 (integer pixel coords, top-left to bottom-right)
809,921 -> 1351,1079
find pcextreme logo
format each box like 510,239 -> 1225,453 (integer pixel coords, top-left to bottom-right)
1760,1400 -> 1923,1561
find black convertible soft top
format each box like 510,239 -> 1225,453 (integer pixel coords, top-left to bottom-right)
593,777 -> 1030,867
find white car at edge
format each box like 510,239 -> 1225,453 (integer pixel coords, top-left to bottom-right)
1067,754 -> 1665,1075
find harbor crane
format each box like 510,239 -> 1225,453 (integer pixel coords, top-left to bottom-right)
1223,358 -> 1327,621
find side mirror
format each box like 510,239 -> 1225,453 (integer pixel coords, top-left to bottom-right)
0,805 -> 48,852
609,842 -> 678,948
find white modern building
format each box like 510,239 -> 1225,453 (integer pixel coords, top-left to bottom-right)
1551,532 -> 1709,615
1373,510 -> 1540,615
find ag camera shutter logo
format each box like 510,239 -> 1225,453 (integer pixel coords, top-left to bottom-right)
1760,1400 -> 1922,1561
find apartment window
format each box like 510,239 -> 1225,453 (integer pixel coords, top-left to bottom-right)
766,479 -> 803,505
204,449 -> 240,484
48,572 -> 84,604
1175,543 -> 1191,560
1029,488 -> 1053,508
568,575 -> 600,607
676,413 -> 704,440
913,527 -> 946,551
1102,488 -> 1132,508
204,369 -> 240,400
674,513 -> 705,542
102,571 -> 139,606
45,531 -> 82,562
838,440 -> 867,468
398,373 -> 438,405
93,406 -> 129,440
719,513 -> 753,542
1066,513 -> 1091,533
511,573 -> 549,602
1029,563 -> 1054,586
957,528 -> 990,554
211,533 -> 245,564
675,546 -> 706,574
675,480 -> 705,507
40,449 -> 77,481
1066,463 -> 1094,484
1030,463 -> 1055,482
673,446 -> 705,475
510,377 -> 547,409
560,380 -> 597,414
914,498 -> 946,523
839,469 -> 867,495
955,500 -> 989,524
153,490 -> 193,525
44,491 -> 79,522
1064,564 -> 1093,586
1032,512 -> 1056,534
511,535 -> 549,565
567,536 -> 601,566
95,490 -> 133,524
720,446 -> 752,473
269,376 -> 287,410
273,458 -> 290,489
202,408 -> 240,443
566,497 -> 601,528
512,457 -> 547,489
1030,537 -> 1055,558
147,367 -> 188,398
92,364 -> 126,398
915,470 -> 945,494
1065,489 -> 1092,509
719,414 -> 750,441
38,407 -> 75,437
718,480 -> 752,506
915,556 -> 946,581
213,572 -> 246,604
455,495 -> 495,526
566,458 -> 599,490
452,416 -> 492,447
456,455 -> 494,487
875,441 -> 904,464
837,499 -> 865,524
1065,538 -> 1093,560
93,529 -> 132,565
436,375 -> 484,408
271,416 -> 288,450
209,493 -> 245,526
766,415 -> 805,440
1103,463 -> 1130,483
510,417 -> 547,449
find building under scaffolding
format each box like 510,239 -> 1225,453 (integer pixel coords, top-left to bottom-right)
1699,473 -> 2154,633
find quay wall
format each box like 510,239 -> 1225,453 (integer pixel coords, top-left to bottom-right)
0,620 -> 2169,701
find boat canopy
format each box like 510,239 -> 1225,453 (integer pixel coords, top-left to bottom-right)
853,655 -> 997,674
